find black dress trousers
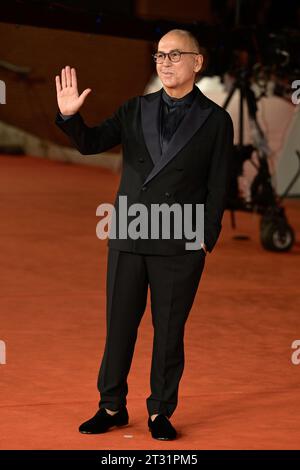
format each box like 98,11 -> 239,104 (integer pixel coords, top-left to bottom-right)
97,247 -> 206,418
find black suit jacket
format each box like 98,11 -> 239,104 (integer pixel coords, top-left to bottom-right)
55,86 -> 234,255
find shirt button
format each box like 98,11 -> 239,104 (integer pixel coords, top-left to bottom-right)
142,186 -> 148,191
138,157 -> 144,162
165,192 -> 171,197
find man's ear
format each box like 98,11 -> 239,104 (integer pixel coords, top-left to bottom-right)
194,54 -> 203,73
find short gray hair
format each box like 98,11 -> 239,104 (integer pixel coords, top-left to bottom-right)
165,29 -> 201,54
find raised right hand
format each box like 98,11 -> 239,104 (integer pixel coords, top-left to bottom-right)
55,65 -> 92,116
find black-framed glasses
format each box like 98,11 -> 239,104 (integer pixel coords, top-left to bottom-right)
152,50 -> 199,63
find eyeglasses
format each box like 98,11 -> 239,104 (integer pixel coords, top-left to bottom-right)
152,50 -> 200,63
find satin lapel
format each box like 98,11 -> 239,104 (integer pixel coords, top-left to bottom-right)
144,89 -> 213,184
141,88 -> 162,165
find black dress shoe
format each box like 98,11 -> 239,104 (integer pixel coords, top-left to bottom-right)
79,406 -> 129,434
148,414 -> 177,440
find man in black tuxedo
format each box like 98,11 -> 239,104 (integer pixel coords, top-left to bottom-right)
55,29 -> 233,440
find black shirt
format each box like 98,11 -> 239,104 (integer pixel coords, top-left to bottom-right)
160,85 -> 198,154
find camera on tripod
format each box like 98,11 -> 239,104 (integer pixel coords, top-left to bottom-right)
201,26 -> 300,252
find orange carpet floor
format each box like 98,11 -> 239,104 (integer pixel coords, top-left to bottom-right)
0,154 -> 300,450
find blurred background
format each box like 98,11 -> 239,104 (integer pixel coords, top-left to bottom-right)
0,0 -> 300,451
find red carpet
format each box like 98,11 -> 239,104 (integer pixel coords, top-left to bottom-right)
0,154 -> 300,449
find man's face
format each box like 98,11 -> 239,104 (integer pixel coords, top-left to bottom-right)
156,33 -> 202,91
